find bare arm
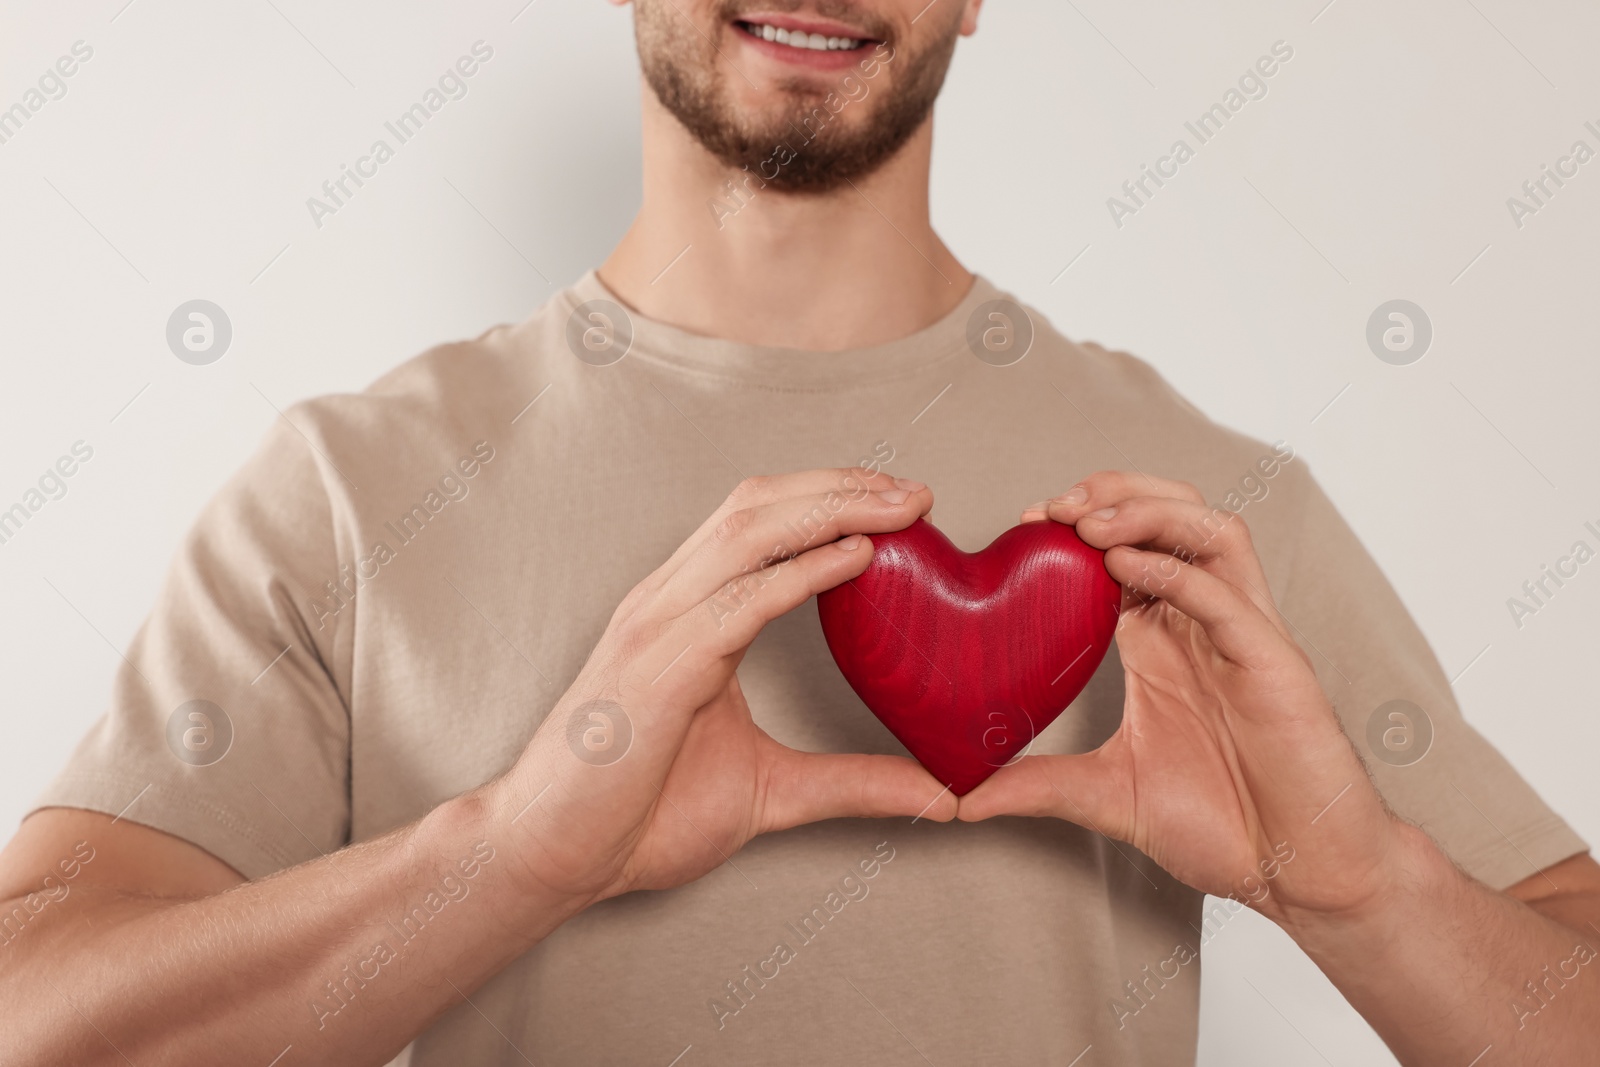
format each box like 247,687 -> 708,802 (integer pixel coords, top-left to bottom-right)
1286,843 -> 1600,1065
0,796 -> 571,1066
0,468 -> 956,1066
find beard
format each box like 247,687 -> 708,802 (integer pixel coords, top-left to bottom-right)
634,0 -> 961,193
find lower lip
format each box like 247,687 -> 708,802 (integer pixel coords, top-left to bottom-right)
732,25 -> 878,72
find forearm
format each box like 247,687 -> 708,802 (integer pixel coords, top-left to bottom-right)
1281,821 -> 1600,1066
0,784 -> 585,1066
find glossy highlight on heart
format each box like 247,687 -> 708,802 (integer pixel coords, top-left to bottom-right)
818,518 -> 1121,795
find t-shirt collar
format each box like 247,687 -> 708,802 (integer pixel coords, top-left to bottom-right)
563,269 -> 999,391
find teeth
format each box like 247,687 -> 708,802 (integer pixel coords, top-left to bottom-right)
744,21 -> 860,50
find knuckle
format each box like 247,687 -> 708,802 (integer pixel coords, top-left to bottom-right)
1081,471 -> 1117,493
702,599 -> 758,654
620,614 -> 667,656
729,475 -> 771,504
593,620 -> 658,686
1214,509 -> 1253,551
614,577 -> 656,618
1181,504 -> 1236,556
703,562 -> 790,635
710,507 -> 756,546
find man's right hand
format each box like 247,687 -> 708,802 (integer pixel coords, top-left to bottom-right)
488,466 -> 956,908
0,466 -> 952,1067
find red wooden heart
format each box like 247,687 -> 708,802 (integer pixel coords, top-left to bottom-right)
818,517 -> 1121,795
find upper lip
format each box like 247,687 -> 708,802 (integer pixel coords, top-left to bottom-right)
734,12 -> 882,40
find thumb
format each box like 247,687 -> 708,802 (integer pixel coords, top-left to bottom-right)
758,745 -> 958,831
957,750 -> 1132,840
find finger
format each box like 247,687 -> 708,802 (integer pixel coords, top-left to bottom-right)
612,537 -> 880,709
683,533 -> 881,655
658,468 -> 908,577
1105,545 -> 1289,669
657,483 -> 931,614
1031,470 -> 1208,525
758,745 -> 958,831
956,752 -> 1132,840
1071,496 -> 1285,635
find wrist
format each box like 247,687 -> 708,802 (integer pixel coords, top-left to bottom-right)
421,778 -> 596,944
1274,819 -> 1457,960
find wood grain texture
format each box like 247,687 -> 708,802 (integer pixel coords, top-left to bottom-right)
818,518 -> 1121,795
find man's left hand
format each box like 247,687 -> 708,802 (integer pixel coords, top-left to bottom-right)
958,470 -> 1399,923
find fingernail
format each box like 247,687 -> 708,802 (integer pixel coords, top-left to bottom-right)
893,477 -> 925,492
876,488 -> 910,505
838,534 -> 864,550
1087,506 -> 1117,520
1056,486 -> 1089,507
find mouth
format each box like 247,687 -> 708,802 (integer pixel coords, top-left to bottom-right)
731,13 -> 884,69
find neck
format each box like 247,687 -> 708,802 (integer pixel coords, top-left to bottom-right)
599,86 -> 972,351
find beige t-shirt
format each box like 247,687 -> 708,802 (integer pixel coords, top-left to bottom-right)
39,272 -> 1585,1065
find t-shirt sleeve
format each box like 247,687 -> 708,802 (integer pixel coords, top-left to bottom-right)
1272,465 -> 1587,891
31,407 -> 353,880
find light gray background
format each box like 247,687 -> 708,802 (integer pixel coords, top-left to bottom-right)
2,1 -> 1596,1064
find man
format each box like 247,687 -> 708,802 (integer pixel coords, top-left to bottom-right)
1,0 -> 1594,1063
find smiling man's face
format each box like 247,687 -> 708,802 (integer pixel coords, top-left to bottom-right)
633,0 -> 978,192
